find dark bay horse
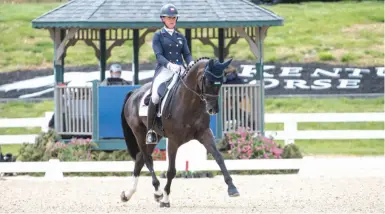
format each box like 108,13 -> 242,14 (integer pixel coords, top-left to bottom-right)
120,57 -> 240,208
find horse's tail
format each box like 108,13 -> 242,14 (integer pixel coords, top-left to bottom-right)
121,90 -> 139,160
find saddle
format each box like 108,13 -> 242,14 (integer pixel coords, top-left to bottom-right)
144,74 -> 181,137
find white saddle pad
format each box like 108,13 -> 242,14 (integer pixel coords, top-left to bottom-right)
138,72 -> 180,117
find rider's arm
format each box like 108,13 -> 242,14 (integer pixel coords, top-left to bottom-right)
152,32 -> 169,68
182,36 -> 193,66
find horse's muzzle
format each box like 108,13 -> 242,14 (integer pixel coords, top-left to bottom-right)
207,109 -> 217,115
206,102 -> 219,115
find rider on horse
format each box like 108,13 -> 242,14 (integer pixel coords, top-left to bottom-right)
146,3 -> 194,144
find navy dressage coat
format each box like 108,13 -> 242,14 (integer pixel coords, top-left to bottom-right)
152,28 -> 193,77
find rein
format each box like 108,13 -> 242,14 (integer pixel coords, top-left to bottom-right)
178,63 -> 223,101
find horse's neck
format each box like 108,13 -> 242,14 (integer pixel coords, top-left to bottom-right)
177,68 -> 203,111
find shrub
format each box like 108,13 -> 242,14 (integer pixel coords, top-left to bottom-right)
17,129 -> 100,162
48,138 -> 98,161
282,144 -> 303,159
227,128 -> 284,159
18,132 -> 98,162
17,129 -> 61,162
223,128 -> 303,160
216,135 -> 231,152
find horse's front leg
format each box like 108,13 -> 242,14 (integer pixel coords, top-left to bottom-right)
197,128 -> 240,197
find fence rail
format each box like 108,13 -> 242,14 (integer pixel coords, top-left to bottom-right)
0,112 -> 53,145
0,157 -> 383,180
0,112 -> 383,145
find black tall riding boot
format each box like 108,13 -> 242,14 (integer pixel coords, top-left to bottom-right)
146,100 -> 158,144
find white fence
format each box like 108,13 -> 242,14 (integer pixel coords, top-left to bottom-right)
0,112 -> 53,145
0,112 -> 383,145
1,112 -> 384,179
264,112 -> 385,144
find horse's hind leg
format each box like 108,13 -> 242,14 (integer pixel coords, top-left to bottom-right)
121,126 -> 161,202
121,152 -> 145,202
134,128 -> 163,202
142,142 -> 163,202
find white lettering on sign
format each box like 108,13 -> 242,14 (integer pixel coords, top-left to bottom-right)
283,79 -> 333,90
264,78 -> 279,89
239,65 -> 255,77
345,68 -> 370,78
312,79 -> 332,90
284,79 -> 310,89
279,67 -> 303,77
240,65 -> 275,78
337,79 -> 361,89
310,68 -> 342,78
375,67 -> 385,77
263,65 -> 275,78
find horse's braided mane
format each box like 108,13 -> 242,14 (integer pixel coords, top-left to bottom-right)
184,57 -> 211,73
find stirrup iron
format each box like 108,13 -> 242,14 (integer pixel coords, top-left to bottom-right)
146,130 -> 158,144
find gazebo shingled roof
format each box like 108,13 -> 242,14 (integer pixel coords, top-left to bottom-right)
32,0 -> 283,29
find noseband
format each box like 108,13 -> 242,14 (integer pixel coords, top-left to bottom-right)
179,64 -> 223,102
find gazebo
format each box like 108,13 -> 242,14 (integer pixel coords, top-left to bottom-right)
32,0 -> 283,149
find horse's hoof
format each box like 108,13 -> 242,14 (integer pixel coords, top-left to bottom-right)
120,191 -> 129,202
154,193 -> 163,202
160,201 -> 170,208
228,187 -> 240,197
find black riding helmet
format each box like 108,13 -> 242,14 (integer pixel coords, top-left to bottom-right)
160,3 -> 179,20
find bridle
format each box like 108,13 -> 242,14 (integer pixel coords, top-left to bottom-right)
178,63 -> 223,102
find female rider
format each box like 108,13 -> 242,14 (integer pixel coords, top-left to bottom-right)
146,3 -> 194,144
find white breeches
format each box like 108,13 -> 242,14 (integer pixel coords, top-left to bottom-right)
151,65 -> 185,104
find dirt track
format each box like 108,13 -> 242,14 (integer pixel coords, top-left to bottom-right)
0,174 -> 383,213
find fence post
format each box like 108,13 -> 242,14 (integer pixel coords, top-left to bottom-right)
44,159 -> 64,180
284,120 -> 297,145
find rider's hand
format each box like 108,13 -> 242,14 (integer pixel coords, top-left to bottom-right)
188,61 -> 194,67
167,62 -> 181,73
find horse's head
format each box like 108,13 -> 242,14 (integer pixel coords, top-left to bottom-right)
198,58 -> 233,115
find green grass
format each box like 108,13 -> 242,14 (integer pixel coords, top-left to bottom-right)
0,144 -> 21,156
0,100 -> 54,118
0,127 -> 41,135
0,2 -> 383,72
0,97 -> 383,156
265,97 -> 384,113
294,139 -> 383,156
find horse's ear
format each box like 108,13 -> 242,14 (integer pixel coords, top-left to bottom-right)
222,58 -> 233,68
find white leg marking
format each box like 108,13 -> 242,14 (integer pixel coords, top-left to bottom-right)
155,189 -> 163,196
160,190 -> 170,203
125,176 -> 139,200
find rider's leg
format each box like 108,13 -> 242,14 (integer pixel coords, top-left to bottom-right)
146,67 -> 174,144
151,67 -> 174,104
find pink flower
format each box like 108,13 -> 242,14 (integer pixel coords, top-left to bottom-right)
272,147 -> 283,156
